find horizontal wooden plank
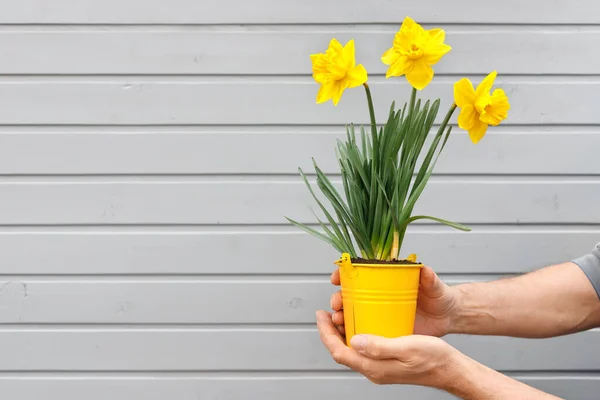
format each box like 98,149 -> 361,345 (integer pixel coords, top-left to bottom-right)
0,230 -> 594,275
0,28 -> 597,75
0,0 -> 596,24
0,180 -> 595,225
0,376 -> 594,400
0,78 -> 594,125
1,329 -> 599,371
2,130 -> 599,175
0,280 -> 332,324
0,278 -> 529,324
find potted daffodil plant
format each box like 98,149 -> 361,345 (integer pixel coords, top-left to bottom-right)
286,16 -> 510,345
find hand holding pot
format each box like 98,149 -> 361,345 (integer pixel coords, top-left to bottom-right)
329,265 -> 457,337
316,310 -> 461,388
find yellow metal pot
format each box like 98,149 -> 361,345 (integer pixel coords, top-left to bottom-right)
334,253 -> 422,346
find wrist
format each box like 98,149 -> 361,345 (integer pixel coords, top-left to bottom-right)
442,353 -> 560,400
420,341 -> 471,392
429,348 -> 466,391
446,284 -> 468,334
441,352 -> 497,399
447,282 -> 494,336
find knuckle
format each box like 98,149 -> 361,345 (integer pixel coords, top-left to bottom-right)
362,360 -> 385,384
367,341 -> 382,358
331,350 -> 345,365
332,312 -> 340,325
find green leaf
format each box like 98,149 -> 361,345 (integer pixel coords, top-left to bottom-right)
284,217 -> 344,252
399,215 -> 472,232
309,208 -> 355,257
312,160 -> 373,257
298,167 -> 353,253
375,173 -> 400,232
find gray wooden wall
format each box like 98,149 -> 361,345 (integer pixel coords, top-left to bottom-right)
0,1 -> 599,399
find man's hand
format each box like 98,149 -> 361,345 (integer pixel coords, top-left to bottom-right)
329,265 -> 457,337
316,310 -> 562,399
316,310 -> 459,388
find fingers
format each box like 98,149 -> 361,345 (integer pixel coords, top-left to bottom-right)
349,334 -> 406,360
332,310 -> 344,326
330,291 -> 343,311
330,291 -> 344,327
316,310 -> 363,370
330,268 -> 340,285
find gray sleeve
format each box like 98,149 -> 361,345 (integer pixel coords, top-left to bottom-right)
572,242 -> 600,299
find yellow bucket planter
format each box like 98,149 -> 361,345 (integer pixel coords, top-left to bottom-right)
334,253 -> 422,346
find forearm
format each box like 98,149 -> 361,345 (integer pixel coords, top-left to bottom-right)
448,262 -> 600,338
443,353 -> 561,400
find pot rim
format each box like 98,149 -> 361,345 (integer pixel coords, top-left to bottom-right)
350,261 -> 423,268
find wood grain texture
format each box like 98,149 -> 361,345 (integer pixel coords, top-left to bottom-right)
0,78 -> 593,125
0,180 -> 594,225
0,0 -> 596,24
0,277 -> 534,324
0,229 -> 593,274
0,28 -> 597,75
1,329 -> 599,371
0,375 -> 595,400
0,130 -> 597,175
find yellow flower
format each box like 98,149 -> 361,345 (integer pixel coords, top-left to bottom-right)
381,16 -> 451,90
454,71 -> 510,144
310,38 -> 368,106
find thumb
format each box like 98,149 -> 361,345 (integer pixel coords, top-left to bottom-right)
420,265 -> 448,296
350,334 -> 405,360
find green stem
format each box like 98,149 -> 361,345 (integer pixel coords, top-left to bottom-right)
438,102 -> 457,134
363,83 -> 378,142
363,83 -> 379,169
409,87 -> 417,114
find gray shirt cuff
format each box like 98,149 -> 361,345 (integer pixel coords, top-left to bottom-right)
572,242 -> 600,299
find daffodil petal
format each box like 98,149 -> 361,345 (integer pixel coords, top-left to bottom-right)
310,54 -> 329,84
485,88 -> 510,125
475,70 -> 497,98
427,28 -> 446,45
332,79 -> 349,106
316,82 -> 337,104
381,47 -> 399,66
328,38 -> 344,53
405,58 -> 433,90
405,16 -> 426,40
346,64 -> 368,88
453,78 -> 476,108
343,39 -> 356,70
386,56 -> 411,78
396,17 -> 419,53
468,119 -> 488,144
392,33 -> 407,53
424,43 -> 451,65
458,104 -> 477,130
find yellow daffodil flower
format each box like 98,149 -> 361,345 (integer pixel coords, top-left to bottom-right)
381,16 -> 451,91
310,38 -> 368,106
454,71 -> 510,144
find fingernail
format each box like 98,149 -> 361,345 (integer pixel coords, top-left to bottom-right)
330,297 -> 334,309
350,335 -> 367,351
